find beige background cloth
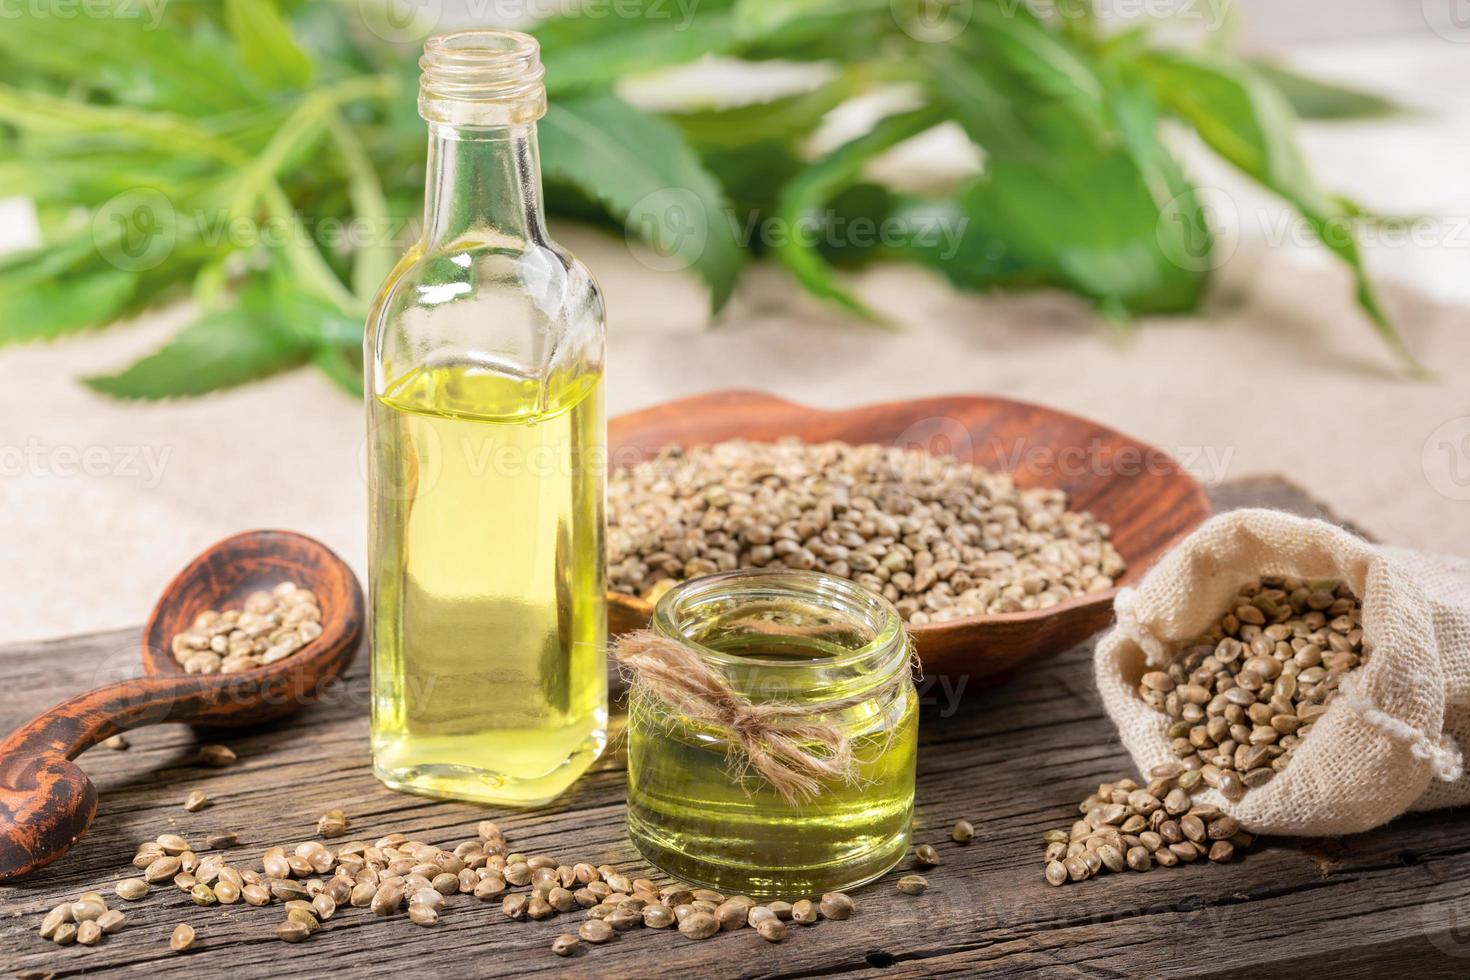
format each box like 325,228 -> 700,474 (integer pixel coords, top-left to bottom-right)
1,36 -> 1468,645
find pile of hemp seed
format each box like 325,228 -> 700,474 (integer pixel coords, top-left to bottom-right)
1043,576 -> 1367,885
1136,577 -> 1364,796
609,439 -> 1125,622
169,582 -> 323,674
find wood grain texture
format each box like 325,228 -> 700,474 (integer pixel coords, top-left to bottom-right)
0,531 -> 363,883
607,390 -> 1213,682
3,479 -> 1468,979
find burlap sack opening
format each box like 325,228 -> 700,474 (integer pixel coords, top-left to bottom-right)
1094,508 -> 1470,836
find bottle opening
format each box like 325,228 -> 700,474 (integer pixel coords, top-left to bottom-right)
419,30 -> 546,126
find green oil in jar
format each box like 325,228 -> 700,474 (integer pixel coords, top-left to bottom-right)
626,571 -> 917,898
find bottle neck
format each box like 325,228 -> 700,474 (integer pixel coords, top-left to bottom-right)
423,123 -> 546,249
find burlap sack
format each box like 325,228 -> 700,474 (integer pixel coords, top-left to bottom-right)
1095,508 -> 1470,836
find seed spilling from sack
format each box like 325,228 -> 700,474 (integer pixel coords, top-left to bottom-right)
1041,770 -> 1254,885
170,581 -> 324,674
608,439 -> 1124,622
1136,577 -> 1364,796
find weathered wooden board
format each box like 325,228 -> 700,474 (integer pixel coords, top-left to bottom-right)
3,477 -> 1468,979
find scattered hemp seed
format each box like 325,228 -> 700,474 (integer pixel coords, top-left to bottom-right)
169,923 -> 194,952
951,820 -> 974,844
183,790 -> 210,812
276,920 -> 310,943
102,734 -> 128,750
818,892 -> 855,920
317,809 -> 349,838
196,744 -> 237,768
897,875 -> 928,895
171,582 -> 324,675
36,815 -> 936,958
913,844 -> 940,867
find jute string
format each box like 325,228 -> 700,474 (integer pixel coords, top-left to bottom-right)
613,629 -> 916,803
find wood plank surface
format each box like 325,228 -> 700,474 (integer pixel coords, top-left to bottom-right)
3,476 -> 1468,979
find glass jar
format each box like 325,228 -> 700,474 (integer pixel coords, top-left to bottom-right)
626,569 -> 917,898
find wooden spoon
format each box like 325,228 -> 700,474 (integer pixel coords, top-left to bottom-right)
0,530 -> 363,881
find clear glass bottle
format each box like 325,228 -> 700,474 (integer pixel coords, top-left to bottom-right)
366,31 -> 607,806
626,569 -> 917,898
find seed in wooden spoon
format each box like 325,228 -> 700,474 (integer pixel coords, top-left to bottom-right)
183,790 -> 211,812
170,923 -> 195,952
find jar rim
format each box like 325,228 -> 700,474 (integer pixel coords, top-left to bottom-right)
651,568 -> 909,676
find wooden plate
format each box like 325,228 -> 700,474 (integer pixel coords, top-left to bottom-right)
608,391 -> 1211,683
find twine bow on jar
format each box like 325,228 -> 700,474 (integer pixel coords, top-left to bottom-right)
614,630 -> 914,803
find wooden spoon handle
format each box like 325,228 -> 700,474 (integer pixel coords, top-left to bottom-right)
0,674 -> 213,782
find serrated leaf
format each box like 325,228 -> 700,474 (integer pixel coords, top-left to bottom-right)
539,94 -> 744,312
0,7 -> 257,114
85,303 -> 311,399
539,14 -> 740,95
1138,50 -> 1416,368
0,269 -> 137,345
934,31 -> 1208,314
669,71 -> 861,151
771,107 -> 944,322
225,0 -> 313,91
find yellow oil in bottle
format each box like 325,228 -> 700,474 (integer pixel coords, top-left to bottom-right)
368,360 -> 607,806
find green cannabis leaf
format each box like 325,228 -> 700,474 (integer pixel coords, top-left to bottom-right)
0,0 -> 1416,398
